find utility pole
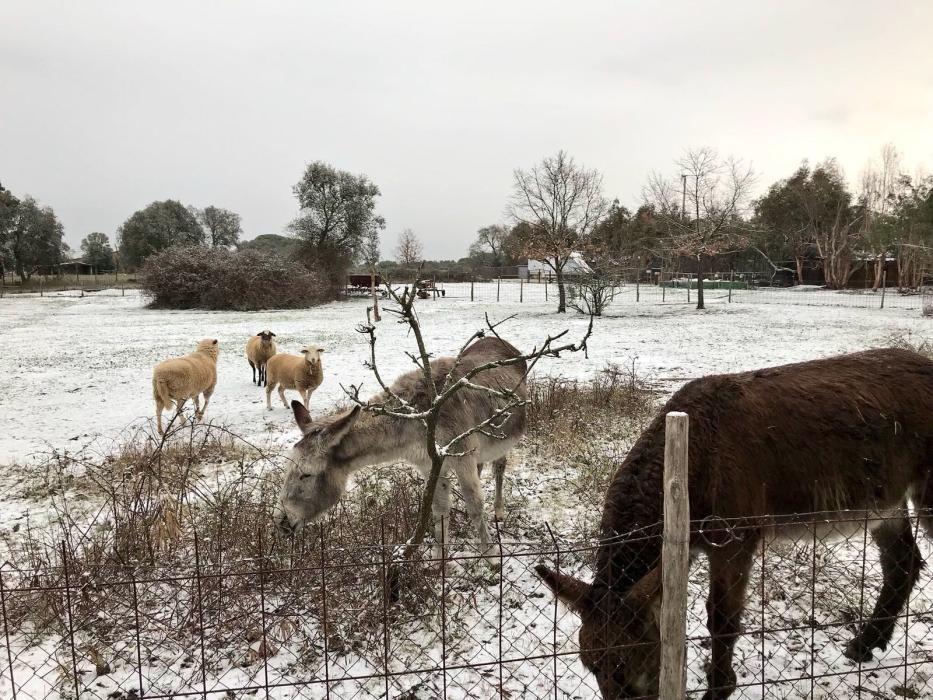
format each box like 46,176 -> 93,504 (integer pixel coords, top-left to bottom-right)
681,174 -> 687,221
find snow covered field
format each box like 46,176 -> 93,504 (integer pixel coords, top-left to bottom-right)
1,287 -> 932,699
1,286 -> 926,464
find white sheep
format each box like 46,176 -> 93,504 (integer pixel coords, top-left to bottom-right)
265,345 -> 324,410
245,330 -> 277,386
152,338 -> 220,434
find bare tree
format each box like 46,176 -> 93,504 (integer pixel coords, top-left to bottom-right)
343,268 -> 592,580
361,215 -> 385,321
509,150 -> 608,312
645,147 -> 755,309
394,228 -> 423,266
859,144 -> 901,290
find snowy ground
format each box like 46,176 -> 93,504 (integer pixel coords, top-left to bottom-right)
1,285 -> 927,464
1,285 -> 932,699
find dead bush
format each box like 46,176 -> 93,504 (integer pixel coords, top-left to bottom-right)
526,363 -> 658,515
141,245 -> 328,310
885,330 -> 933,358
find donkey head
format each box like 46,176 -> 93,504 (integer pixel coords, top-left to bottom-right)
274,401 -> 361,535
535,566 -> 662,699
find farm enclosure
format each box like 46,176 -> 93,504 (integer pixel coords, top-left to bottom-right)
1,288 -> 933,698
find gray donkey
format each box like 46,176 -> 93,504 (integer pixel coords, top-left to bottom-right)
273,337 -> 527,559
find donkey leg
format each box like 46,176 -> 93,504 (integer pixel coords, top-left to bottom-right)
493,456 -> 507,521
454,459 -> 498,566
703,541 -> 755,700
845,516 -> 922,662
431,476 -> 452,563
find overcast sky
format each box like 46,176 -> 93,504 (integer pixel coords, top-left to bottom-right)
3,1 -> 932,259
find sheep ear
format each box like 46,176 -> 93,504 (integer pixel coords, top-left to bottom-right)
324,405 -> 361,448
271,332 -> 276,337
212,339 -> 218,345
318,348 -> 326,353
256,333 -> 263,337
291,401 -> 313,434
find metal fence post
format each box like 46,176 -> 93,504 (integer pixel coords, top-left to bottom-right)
729,269 -> 734,303
660,412 -> 689,700
881,270 -> 887,309
61,542 -> 81,700
636,274 -> 640,302
520,277 -> 523,303
0,567 -> 18,700
470,277 -> 474,302
497,273 -> 501,303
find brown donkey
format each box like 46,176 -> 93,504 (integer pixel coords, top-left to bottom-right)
537,348 -> 933,700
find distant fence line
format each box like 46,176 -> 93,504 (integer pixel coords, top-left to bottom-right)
6,267 -> 931,312
0,270 -> 138,298
383,272 -> 932,312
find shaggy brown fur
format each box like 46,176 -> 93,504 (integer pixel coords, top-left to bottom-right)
537,348 -> 933,700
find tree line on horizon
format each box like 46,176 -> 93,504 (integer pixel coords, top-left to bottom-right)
2,143 -> 932,311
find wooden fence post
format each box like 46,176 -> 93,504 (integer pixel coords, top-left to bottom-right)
729,269 -> 734,303
520,277 -> 523,303
881,270 -> 887,309
496,273 -> 501,303
470,277 -> 474,302
636,273 -> 640,302
660,411 -> 689,700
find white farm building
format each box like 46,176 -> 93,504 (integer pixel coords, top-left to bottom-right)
525,252 -> 592,278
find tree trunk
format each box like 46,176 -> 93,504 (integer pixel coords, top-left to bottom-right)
795,256 -> 804,286
695,256 -> 705,310
370,269 -> 381,322
871,255 -> 884,291
555,266 -> 567,313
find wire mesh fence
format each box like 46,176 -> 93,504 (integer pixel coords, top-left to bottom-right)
396,270 -> 933,313
2,510 -> 931,699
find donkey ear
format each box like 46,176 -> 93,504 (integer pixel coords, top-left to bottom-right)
324,405 -> 361,448
291,400 -> 314,434
624,566 -> 663,624
534,565 -> 594,616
